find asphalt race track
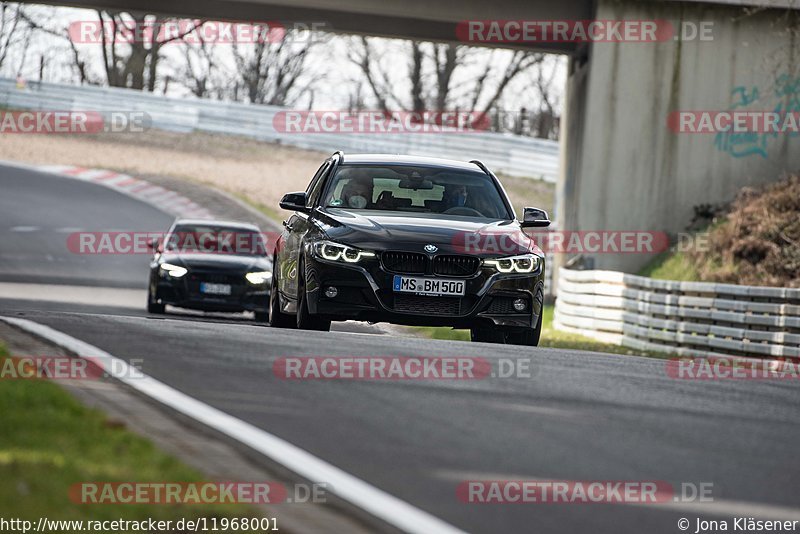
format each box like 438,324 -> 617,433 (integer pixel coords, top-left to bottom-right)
2,164 -> 799,534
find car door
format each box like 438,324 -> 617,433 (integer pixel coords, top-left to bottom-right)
277,160 -> 331,305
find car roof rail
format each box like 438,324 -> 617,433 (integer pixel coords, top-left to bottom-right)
470,159 -> 492,176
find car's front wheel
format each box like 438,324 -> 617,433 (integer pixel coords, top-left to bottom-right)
269,270 -> 295,328
147,284 -> 165,314
296,271 -> 331,331
505,313 -> 542,347
471,313 -> 542,346
470,327 -> 505,343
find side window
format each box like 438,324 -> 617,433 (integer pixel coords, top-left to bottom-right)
307,162 -> 331,207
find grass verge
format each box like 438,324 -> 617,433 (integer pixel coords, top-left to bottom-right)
638,250 -> 700,281
0,342 -> 256,527
232,192 -> 285,226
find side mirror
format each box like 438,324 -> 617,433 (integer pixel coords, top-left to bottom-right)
279,191 -> 309,212
147,238 -> 161,252
521,207 -> 551,228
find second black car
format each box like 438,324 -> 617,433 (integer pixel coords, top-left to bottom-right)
147,219 -> 273,321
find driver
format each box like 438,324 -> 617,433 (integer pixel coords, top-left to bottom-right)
442,184 -> 468,211
341,173 -> 374,209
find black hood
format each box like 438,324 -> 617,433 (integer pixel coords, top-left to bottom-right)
315,208 -> 536,256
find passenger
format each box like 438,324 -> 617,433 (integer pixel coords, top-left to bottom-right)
442,184 -> 469,210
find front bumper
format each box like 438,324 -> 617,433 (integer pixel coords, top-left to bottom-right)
303,253 -> 544,329
152,270 -> 270,313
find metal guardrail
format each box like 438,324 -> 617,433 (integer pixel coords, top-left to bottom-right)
0,78 -> 561,182
553,268 -> 800,359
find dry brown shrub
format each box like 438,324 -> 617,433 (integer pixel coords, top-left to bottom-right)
687,175 -> 800,287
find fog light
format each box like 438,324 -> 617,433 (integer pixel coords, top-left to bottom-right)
513,298 -> 527,312
325,286 -> 338,298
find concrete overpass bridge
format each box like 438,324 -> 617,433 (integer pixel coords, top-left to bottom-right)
29,0 -> 800,272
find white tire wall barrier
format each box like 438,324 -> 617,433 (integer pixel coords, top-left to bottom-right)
553,268 -> 800,359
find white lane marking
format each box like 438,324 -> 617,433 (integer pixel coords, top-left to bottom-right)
10,226 -> 40,232
0,316 -> 465,534
484,402 -> 585,418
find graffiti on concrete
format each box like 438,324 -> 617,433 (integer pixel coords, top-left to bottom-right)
714,74 -> 800,158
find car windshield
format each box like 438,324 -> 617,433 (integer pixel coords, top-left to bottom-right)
165,224 -> 267,256
322,164 -> 513,219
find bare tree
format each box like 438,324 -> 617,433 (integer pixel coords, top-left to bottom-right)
97,12 -> 200,91
347,80 -> 368,112
180,36 -> 224,98
231,27 -> 325,106
18,6 -> 92,83
349,37 -> 545,128
431,43 -> 462,111
67,37 -> 94,84
471,50 -> 544,116
21,9 -> 199,89
347,36 -> 398,113
530,60 -> 560,139
0,2 -> 32,73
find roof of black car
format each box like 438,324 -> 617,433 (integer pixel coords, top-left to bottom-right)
339,153 -> 486,172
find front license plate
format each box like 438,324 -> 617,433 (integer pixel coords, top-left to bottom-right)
392,275 -> 465,296
200,282 -> 232,295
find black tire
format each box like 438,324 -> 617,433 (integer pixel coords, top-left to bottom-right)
269,271 -> 295,328
296,263 -> 331,331
470,327 -> 505,343
147,287 -> 165,314
505,312 -> 542,347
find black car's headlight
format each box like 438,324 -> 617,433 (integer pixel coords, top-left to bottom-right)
159,262 -> 188,278
313,240 -> 375,263
484,254 -> 540,273
245,271 -> 272,285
